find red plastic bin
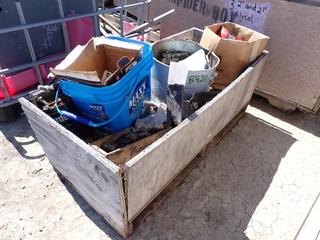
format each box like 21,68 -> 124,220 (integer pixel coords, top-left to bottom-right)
0,62 -> 58,100
0,15 -> 94,100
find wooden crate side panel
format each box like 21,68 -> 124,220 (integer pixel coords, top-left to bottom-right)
245,52 -> 268,104
126,54 -> 268,221
313,97 -> 320,113
19,98 -> 127,237
130,108 -> 247,234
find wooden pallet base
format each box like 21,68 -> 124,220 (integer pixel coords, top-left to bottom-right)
254,89 -> 320,114
254,90 -> 298,113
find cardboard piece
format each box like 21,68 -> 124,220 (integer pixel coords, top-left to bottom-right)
168,49 -> 220,98
200,22 -> 269,89
51,37 -> 143,85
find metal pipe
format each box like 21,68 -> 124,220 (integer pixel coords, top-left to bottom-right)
125,8 -> 175,36
0,78 -> 10,101
119,0 -> 125,37
56,0 -> 71,53
124,0 -> 128,21
15,1 -> 44,85
147,0 -> 151,21
0,54 -> 67,75
138,0 -> 144,25
91,0 -> 100,36
126,27 -> 152,38
0,90 -> 30,107
0,1 -> 151,35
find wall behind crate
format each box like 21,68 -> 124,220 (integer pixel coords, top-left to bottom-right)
148,0 -> 320,112
113,0 -> 169,24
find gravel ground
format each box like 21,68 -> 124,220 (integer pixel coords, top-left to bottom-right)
0,96 -> 319,240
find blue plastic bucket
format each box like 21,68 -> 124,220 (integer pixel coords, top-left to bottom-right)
55,37 -> 153,132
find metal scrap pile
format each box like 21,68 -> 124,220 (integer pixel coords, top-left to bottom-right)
160,51 -> 191,65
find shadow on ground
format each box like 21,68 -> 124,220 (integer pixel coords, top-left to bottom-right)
0,115 -> 45,160
56,170 -> 123,240
2,96 -> 313,239
46,109 -> 297,240
251,95 -> 320,137
126,112 -> 296,240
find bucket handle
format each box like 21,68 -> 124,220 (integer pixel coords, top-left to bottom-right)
55,86 -> 131,128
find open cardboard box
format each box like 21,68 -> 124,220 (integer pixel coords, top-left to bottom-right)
200,22 -> 269,89
51,37 -> 143,85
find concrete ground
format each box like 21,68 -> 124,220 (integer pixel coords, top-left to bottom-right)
0,96 -> 319,240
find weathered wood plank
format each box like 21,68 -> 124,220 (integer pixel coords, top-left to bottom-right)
254,89 -> 298,112
295,192 -> 320,240
131,107 -> 247,233
106,129 -> 169,166
19,98 -> 128,237
89,129 -> 169,166
125,52 -> 268,221
90,129 -> 130,149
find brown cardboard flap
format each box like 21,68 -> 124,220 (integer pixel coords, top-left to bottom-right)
51,37 -> 143,83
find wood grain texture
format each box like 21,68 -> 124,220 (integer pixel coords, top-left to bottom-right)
131,107 -> 247,233
125,52 -> 268,221
89,129 -> 169,166
254,89 -> 298,112
90,129 -> 130,148
295,192 -> 320,240
106,129 -> 169,166
19,98 -> 128,237
255,0 -> 320,112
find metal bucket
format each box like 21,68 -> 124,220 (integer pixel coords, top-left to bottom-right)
151,39 -> 219,102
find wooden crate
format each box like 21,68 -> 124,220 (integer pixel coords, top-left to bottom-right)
19,42 -> 268,238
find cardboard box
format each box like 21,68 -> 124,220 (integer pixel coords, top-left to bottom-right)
200,22 -> 269,88
51,37 -> 143,85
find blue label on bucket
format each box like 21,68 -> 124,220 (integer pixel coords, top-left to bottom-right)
89,104 -> 104,113
88,104 -> 108,120
129,78 -> 147,116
